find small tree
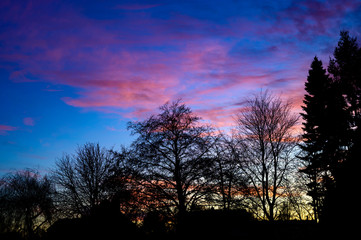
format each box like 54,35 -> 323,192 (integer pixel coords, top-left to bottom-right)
0,169 -> 54,238
235,91 -> 299,221
52,143 -> 116,217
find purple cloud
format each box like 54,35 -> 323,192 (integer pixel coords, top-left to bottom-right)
0,125 -> 18,135
23,117 -> 35,126
2,0 -> 360,128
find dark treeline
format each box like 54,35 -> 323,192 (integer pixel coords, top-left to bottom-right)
1,31 -> 360,239
299,30 -> 361,236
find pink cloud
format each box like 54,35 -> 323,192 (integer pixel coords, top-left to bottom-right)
196,106 -> 240,129
3,0 -> 357,129
106,126 -> 124,133
23,117 -> 35,126
0,125 -> 18,135
13,31 -> 305,126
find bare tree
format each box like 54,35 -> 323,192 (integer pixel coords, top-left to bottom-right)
235,91 -> 299,221
208,134 -> 249,210
0,169 -> 54,238
283,170 -> 315,220
52,143 -> 116,217
128,100 -> 215,225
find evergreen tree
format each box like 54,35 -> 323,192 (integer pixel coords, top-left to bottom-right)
300,53 -> 351,223
328,31 -> 361,163
326,31 -> 361,227
299,57 -> 330,222
328,31 -> 361,119
301,31 -> 360,228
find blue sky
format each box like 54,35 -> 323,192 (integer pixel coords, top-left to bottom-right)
1,0 -> 361,174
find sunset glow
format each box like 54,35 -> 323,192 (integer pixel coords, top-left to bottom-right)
1,0 -> 360,173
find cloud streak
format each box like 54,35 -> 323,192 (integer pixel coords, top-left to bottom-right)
0,125 -> 18,135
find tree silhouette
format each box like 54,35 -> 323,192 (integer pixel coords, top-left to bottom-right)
235,91 -> 299,221
52,143 -> 116,217
298,31 -> 360,237
324,31 -> 361,229
107,146 -> 145,221
329,31 -> 361,117
0,169 -> 54,239
128,100 -> 215,229
299,57 -> 331,222
207,134 -> 249,210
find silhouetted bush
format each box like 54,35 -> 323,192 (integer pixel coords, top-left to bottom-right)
253,220 -> 323,240
142,210 -> 170,237
46,200 -> 143,240
181,209 -> 254,238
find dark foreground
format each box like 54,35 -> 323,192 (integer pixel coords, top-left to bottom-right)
1,209 -> 356,240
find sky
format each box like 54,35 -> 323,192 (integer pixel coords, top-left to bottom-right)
1,0 -> 361,174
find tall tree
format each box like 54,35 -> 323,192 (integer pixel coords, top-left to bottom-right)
328,30 -> 361,167
235,91 -> 299,221
128,100 -> 215,226
300,31 -> 360,228
327,31 -> 358,174
300,54 -> 351,222
298,57 -> 331,222
325,31 -> 361,226
329,31 -> 361,121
